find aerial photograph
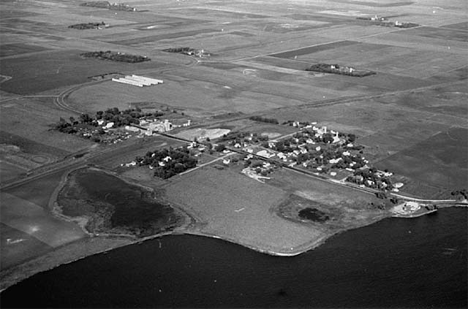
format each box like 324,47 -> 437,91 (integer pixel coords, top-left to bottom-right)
0,0 -> 466,307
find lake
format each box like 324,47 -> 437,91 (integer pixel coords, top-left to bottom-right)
1,208 -> 466,308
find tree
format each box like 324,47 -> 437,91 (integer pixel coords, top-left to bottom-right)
80,113 -> 92,124
215,144 -> 226,152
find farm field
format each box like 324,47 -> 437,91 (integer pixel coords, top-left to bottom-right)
0,162 -> 26,186
375,127 -> 468,195
0,0 -> 467,292
0,50 -> 166,95
0,191 -> 86,270
0,97 -> 93,162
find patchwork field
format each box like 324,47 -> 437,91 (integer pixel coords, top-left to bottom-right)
0,0 -> 467,291
0,192 -> 86,270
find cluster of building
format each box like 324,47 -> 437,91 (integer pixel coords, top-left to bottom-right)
163,47 -> 211,58
139,118 -> 191,135
307,63 -> 376,77
346,169 -> 395,191
357,16 -> 418,28
112,75 -> 163,88
211,123 -> 398,191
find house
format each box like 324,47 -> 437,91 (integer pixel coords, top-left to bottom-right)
257,150 -> 274,158
104,122 -> 114,129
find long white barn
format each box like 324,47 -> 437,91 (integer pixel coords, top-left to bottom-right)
112,75 -> 163,87
112,77 -> 143,87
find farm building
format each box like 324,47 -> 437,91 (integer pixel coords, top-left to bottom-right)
112,75 -> 163,87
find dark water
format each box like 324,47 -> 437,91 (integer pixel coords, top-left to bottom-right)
1,208 -> 467,308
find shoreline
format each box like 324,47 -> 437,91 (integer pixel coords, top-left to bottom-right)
2,168 -> 466,292
1,204 -> 465,292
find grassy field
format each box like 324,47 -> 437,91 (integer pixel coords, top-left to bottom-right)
164,164 -> 388,254
164,166 -> 327,254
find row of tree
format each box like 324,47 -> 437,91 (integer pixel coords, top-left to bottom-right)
249,116 -> 279,124
80,51 -> 149,63
53,107 -> 162,132
218,131 -> 269,145
135,147 -> 198,179
451,189 -> 468,201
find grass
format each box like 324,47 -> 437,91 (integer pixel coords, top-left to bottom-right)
165,166 -> 327,253
164,164 -> 387,254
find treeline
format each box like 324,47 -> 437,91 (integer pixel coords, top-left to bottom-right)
346,167 -> 394,191
69,22 -> 107,30
451,189 -> 468,201
80,51 -> 149,63
95,107 -> 163,126
53,107 -> 162,133
81,1 -> 136,11
218,131 -> 269,146
249,116 -> 279,124
306,64 -> 376,77
163,47 -> 196,53
135,147 -> 198,179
